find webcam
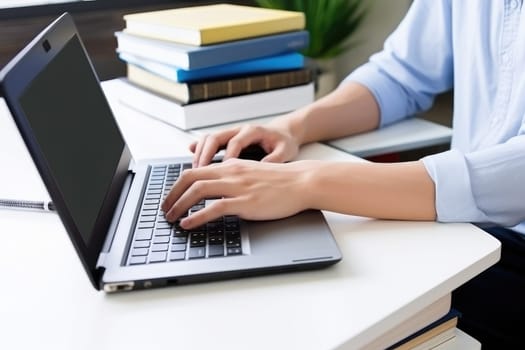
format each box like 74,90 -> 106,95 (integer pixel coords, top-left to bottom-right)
42,39 -> 51,52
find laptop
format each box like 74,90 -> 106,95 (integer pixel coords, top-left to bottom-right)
0,13 -> 342,292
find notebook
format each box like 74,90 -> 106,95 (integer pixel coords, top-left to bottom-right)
0,13 -> 342,292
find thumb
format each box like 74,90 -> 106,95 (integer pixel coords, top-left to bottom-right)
261,144 -> 290,163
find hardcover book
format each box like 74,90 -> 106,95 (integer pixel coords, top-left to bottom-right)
387,309 -> 461,350
115,30 -> 309,70
126,64 -> 313,104
108,78 -> 314,130
123,4 -> 305,45
118,51 -> 304,83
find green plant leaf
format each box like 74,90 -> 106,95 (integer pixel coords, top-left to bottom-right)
255,0 -> 368,59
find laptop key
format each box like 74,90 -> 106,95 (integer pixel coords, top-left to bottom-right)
189,247 -> 205,259
172,236 -> 187,244
138,222 -> 154,229
169,251 -> 186,261
227,247 -> 242,256
226,240 -> 241,248
139,216 -> 155,223
133,240 -> 151,248
151,243 -> 169,252
149,252 -> 167,263
156,222 -> 171,229
154,229 -> 171,237
208,245 -> 225,257
130,256 -> 147,265
208,235 -> 224,245
153,236 -> 170,244
171,243 -> 186,252
141,209 -> 157,216
143,204 -> 159,211
135,229 -> 153,240
132,248 -> 149,256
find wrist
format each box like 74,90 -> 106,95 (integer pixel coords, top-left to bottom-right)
270,104 -> 313,146
294,160 -> 325,210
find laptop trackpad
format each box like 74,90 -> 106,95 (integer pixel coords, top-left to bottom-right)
245,210 -> 336,260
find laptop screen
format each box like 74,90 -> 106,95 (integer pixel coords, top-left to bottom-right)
19,34 -> 125,245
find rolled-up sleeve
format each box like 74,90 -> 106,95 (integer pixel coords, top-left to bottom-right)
422,135 -> 525,226
343,0 -> 454,127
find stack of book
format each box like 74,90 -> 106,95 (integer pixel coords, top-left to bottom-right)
115,3 -> 315,130
364,294 -> 463,350
387,309 -> 461,350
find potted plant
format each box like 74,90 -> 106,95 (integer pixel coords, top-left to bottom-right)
255,0 -> 368,97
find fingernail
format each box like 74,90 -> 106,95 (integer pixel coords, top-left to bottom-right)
180,217 -> 190,229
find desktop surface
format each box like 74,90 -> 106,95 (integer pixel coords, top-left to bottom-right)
0,89 -> 500,349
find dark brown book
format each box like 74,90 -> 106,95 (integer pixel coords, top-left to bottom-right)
126,63 -> 313,104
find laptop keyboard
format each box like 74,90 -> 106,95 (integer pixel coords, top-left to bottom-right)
126,163 -> 242,265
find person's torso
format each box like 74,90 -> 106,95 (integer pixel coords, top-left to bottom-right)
451,0 -> 525,152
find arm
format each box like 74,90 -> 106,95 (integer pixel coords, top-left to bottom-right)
271,82 -> 380,146
162,159 -> 436,229
308,160 -> 435,221
423,135 -> 525,227
190,82 -> 380,166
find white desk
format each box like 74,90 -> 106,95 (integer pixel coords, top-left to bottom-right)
0,83 -> 499,350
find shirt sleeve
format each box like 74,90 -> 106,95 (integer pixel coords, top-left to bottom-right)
342,0 -> 454,127
422,134 -> 525,227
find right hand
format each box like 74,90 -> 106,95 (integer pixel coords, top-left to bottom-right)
190,123 -> 300,167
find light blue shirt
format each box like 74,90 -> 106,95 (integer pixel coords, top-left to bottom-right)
344,0 -> 525,233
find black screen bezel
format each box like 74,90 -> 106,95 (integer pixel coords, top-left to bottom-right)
0,13 -> 132,290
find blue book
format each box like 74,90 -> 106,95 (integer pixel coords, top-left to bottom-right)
119,51 -> 305,83
115,30 -> 309,70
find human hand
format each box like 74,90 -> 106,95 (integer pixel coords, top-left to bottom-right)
189,123 -> 300,167
161,159 -> 319,229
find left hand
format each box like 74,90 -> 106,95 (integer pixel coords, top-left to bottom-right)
161,159 -> 318,229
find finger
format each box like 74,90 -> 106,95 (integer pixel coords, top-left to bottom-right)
165,180 -> 239,223
189,140 -> 198,153
223,126 -> 265,160
261,143 -> 289,163
180,198 -> 238,229
197,128 -> 242,167
191,134 -> 208,168
161,166 -> 219,212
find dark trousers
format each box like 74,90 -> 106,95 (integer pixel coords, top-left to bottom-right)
452,226 -> 525,349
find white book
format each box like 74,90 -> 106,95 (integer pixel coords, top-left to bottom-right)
362,293 -> 452,350
107,79 -> 313,130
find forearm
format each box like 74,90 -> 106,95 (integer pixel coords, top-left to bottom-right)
304,160 -> 436,221
270,82 -> 381,146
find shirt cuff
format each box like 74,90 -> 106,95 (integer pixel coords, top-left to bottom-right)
422,149 -> 489,223
342,63 -> 409,128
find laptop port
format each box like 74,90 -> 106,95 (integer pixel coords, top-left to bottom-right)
103,281 -> 135,292
166,278 -> 179,286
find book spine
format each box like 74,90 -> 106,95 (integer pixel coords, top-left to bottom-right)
120,51 -> 305,83
115,31 -> 190,69
187,69 -> 312,103
199,16 -> 305,45
117,79 -> 314,130
176,52 -> 305,83
188,31 -> 309,70
116,30 -> 309,70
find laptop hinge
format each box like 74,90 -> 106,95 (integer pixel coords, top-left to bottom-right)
128,158 -> 136,171
96,171 -> 134,269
